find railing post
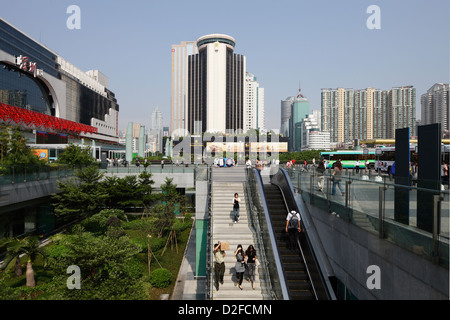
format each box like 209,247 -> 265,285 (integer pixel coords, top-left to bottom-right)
378,186 -> 386,239
432,195 -> 443,265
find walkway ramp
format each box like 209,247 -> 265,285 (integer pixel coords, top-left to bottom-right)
210,167 -> 266,300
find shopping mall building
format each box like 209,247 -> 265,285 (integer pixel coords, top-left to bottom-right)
0,18 -> 121,160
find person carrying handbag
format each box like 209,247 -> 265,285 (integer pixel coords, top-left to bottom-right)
245,245 -> 257,290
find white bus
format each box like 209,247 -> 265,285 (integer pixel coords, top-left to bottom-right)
375,145 -> 450,173
374,146 -> 416,173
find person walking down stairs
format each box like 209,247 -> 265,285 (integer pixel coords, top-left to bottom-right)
234,244 -> 245,290
233,193 -> 241,224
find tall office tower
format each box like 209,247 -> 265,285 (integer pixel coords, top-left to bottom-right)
289,89 -> 310,152
245,72 -> 265,132
151,107 -> 163,131
281,96 -> 295,138
187,34 -> 246,134
151,107 -> 163,152
171,41 -> 198,137
387,86 -> 416,138
421,83 -> 449,132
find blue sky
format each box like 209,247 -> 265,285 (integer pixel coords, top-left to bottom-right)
1,0 -> 449,132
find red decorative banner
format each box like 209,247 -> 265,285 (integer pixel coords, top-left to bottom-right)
0,103 -> 98,135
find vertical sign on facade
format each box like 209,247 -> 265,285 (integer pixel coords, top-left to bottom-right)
394,127 -> 410,224
417,123 -> 441,233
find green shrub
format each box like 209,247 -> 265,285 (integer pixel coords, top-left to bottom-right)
130,236 -> 165,253
149,268 -> 172,288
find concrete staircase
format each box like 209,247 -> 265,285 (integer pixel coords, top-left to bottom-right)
210,167 -> 265,300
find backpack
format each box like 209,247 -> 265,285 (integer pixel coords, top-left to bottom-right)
288,213 -> 300,229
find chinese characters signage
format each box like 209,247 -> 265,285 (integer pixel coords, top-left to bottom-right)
15,55 -> 43,77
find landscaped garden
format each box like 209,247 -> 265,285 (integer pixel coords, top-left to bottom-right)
0,131 -> 194,300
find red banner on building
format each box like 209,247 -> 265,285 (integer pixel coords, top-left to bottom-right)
0,103 -> 98,135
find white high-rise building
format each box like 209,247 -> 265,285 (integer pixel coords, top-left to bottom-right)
187,34 -> 246,134
301,110 -> 330,150
150,107 -> 163,153
421,83 -> 449,133
151,107 -> 163,131
171,41 -> 198,137
245,72 -> 265,132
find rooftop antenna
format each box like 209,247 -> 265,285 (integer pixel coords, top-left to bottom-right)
297,80 -> 304,98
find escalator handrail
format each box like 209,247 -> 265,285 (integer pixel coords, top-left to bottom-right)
254,168 -> 290,300
277,167 -> 337,300
271,182 -> 319,300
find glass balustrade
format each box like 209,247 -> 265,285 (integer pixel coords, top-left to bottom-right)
285,166 -> 449,268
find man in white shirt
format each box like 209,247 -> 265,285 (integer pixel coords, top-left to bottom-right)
285,210 -> 302,251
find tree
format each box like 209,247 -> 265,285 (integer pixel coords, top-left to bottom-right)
52,166 -> 108,220
0,125 -> 41,166
137,171 -> 157,217
0,236 -> 47,287
46,225 -> 146,300
152,177 -> 186,237
56,143 -> 94,167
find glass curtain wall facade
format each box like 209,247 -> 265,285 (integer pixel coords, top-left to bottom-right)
0,18 -> 119,138
226,51 -> 245,133
187,34 -> 245,135
187,50 -> 207,134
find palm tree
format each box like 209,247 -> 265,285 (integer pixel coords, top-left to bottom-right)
0,236 -> 47,287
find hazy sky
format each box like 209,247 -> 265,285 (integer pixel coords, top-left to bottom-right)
1,0 -> 449,132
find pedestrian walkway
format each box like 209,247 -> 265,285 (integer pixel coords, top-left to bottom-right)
210,167 -> 265,300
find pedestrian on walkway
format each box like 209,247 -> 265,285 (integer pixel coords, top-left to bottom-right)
233,193 -> 240,224
285,210 -> 302,251
442,161 -> 448,187
316,159 -> 326,192
161,159 -> 164,169
331,160 -> 345,196
214,241 -> 226,291
245,245 -> 257,289
234,244 -> 245,290
355,159 -> 361,174
411,162 -> 418,186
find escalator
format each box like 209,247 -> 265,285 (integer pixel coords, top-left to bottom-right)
259,168 -> 335,300
264,184 -> 316,300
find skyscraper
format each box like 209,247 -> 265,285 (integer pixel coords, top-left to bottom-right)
151,107 -> 163,152
245,72 -> 265,132
289,88 -> 310,152
421,83 -> 449,133
171,41 -> 198,137
387,86 -> 416,138
187,34 -> 246,134
280,96 -> 295,138
321,86 -> 416,143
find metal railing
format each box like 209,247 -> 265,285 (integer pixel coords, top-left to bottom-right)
0,164 -> 79,185
288,166 -> 450,268
247,168 -> 290,300
244,168 -> 277,299
101,163 -> 201,175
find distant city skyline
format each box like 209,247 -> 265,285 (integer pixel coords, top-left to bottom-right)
1,0 -> 448,132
